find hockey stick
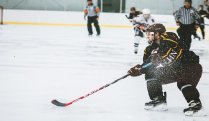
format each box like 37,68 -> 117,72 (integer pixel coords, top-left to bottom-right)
51,74 -> 130,107
51,62 -> 153,107
125,14 -> 130,20
125,14 -> 134,25
125,15 -> 140,30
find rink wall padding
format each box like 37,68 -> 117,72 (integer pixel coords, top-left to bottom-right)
2,9 -> 209,33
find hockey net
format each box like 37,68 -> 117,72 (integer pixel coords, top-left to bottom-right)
0,6 -> 3,25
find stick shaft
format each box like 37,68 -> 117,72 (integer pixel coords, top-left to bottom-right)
64,74 -> 130,106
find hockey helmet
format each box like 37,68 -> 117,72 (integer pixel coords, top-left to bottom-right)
130,7 -> 136,11
146,24 -> 166,34
142,9 -> 151,14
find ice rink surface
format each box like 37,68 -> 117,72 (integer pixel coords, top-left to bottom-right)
0,10 -> 209,121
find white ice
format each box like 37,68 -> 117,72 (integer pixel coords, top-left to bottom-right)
0,10 -> 209,121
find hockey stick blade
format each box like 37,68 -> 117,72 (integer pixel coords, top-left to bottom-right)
51,99 -> 67,107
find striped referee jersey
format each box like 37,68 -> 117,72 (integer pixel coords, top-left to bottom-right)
174,6 -> 200,25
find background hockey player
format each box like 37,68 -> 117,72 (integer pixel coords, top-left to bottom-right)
174,0 -> 200,50
197,5 -> 209,40
128,24 -> 203,116
84,0 -> 101,36
127,7 -> 142,21
204,0 -> 209,12
132,8 -> 155,54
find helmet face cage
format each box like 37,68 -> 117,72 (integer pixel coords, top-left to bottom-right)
142,9 -> 151,19
146,32 -> 155,44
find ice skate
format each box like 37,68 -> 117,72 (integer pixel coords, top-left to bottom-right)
144,92 -> 167,111
184,100 -> 207,117
88,33 -> 93,37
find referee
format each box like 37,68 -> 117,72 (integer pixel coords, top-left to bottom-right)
84,0 -> 101,36
174,0 -> 200,50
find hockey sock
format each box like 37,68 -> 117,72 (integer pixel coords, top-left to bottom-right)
179,84 -> 200,103
146,79 -> 163,100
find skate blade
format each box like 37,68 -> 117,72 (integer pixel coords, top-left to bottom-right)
144,103 -> 168,111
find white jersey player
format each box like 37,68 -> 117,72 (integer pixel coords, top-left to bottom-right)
132,8 -> 155,54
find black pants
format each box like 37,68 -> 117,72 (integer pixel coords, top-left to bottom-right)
177,23 -> 195,50
191,28 -> 199,38
145,63 -> 202,103
87,16 -> 100,35
199,25 -> 205,39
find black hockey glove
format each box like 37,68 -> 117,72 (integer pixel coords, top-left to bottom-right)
128,64 -> 143,77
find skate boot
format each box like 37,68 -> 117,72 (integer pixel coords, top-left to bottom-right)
197,36 -> 201,41
184,100 -> 204,116
144,92 -> 167,111
88,33 -> 93,37
134,48 -> 138,54
194,35 -> 201,40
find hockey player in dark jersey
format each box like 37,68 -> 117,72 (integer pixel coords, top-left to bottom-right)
197,5 -> 209,40
128,7 -> 142,21
128,24 -> 203,116
204,0 -> 209,12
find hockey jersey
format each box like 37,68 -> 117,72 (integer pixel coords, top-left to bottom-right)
133,14 -> 155,29
143,32 -> 199,72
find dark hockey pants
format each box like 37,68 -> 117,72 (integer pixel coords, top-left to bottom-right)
200,25 -> 205,39
145,64 -> 202,103
177,23 -> 195,50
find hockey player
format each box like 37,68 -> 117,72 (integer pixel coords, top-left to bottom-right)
204,0 -> 209,12
197,5 -> 209,40
128,24 -> 203,116
84,0 -> 101,36
127,7 -> 142,21
132,8 -> 155,54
